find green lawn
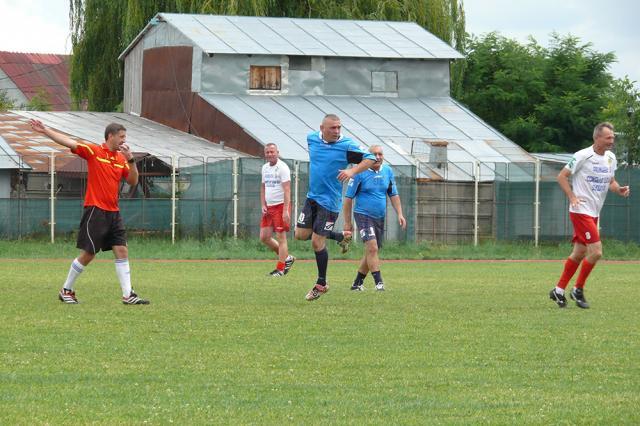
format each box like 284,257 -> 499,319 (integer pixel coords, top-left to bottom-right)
1,259 -> 638,424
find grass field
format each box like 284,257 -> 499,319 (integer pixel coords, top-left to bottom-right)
1,258 -> 639,424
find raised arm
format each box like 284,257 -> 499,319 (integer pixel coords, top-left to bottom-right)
337,158 -> 376,182
30,119 -> 78,150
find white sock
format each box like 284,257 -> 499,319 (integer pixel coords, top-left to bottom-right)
555,286 -> 565,295
63,258 -> 84,291
115,258 -> 132,297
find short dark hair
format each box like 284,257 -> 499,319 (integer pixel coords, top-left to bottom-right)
104,123 -> 126,140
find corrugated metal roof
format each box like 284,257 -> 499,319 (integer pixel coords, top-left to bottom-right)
1,111 -> 248,172
120,13 -> 463,60
0,134 -> 25,170
0,51 -> 72,111
532,153 -> 573,163
198,93 -> 533,175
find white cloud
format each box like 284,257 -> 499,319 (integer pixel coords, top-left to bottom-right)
0,0 -> 70,54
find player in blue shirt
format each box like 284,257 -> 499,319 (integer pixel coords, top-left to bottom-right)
296,114 -> 376,301
343,145 -> 406,291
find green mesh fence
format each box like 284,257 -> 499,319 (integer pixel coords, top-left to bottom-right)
1,154 -> 639,243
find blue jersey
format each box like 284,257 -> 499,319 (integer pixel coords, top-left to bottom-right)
307,131 -> 375,213
345,164 -> 399,219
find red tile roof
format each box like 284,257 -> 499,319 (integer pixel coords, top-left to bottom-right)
0,51 -> 72,111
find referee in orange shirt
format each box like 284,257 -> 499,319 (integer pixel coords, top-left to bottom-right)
30,119 -> 149,305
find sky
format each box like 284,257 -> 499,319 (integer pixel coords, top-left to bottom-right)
0,0 -> 638,85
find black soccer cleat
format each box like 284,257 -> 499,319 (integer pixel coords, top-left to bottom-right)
268,269 -> 284,277
122,291 -> 150,305
570,287 -> 590,309
350,283 -> 365,291
549,288 -> 567,308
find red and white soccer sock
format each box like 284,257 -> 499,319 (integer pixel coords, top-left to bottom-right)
555,257 -> 580,294
115,258 -> 132,297
575,259 -> 595,289
63,258 -> 84,291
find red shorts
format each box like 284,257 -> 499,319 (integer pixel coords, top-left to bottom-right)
260,203 -> 290,232
570,212 -> 600,245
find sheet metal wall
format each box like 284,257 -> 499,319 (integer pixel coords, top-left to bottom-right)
199,54 -> 450,97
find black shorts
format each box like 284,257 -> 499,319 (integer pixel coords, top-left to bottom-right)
77,206 -> 127,254
354,212 -> 385,248
296,198 -> 339,237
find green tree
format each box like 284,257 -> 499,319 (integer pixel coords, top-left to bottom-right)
459,33 -> 615,153
602,77 -> 640,164
0,89 -> 15,111
70,0 -> 466,111
26,88 -> 52,111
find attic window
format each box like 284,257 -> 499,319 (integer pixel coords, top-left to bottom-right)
289,56 -> 312,71
250,66 -> 281,90
371,71 -> 398,93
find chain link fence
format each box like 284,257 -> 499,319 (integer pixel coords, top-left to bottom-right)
1,154 -> 639,244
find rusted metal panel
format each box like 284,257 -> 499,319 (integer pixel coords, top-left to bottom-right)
141,46 -> 194,132
0,51 -> 72,110
190,95 -> 263,157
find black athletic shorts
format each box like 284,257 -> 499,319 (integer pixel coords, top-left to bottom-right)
77,206 -> 127,254
296,198 -> 339,237
354,212 -> 385,248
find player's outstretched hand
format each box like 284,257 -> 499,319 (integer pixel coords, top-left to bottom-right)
30,119 -> 45,133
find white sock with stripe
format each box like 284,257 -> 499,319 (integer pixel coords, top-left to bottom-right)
115,258 -> 132,297
63,258 -> 84,291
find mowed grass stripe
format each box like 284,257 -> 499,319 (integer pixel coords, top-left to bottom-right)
1,261 -> 638,424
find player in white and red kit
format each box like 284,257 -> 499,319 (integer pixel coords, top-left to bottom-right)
550,122 -> 630,308
260,143 -> 295,277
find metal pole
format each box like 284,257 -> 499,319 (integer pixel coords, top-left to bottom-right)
50,151 -> 55,243
534,159 -> 541,247
232,156 -> 238,239
171,155 -> 176,244
474,160 -> 479,247
203,158 -> 208,239
294,160 -> 299,229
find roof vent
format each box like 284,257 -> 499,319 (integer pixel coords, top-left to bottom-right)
429,141 -> 448,168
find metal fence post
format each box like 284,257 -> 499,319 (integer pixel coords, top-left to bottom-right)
534,159 -> 541,247
474,160 -> 479,246
294,160 -> 299,228
50,151 -> 55,243
232,156 -> 239,239
171,155 -> 177,244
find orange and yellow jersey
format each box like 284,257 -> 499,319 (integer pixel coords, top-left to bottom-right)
72,142 -> 130,211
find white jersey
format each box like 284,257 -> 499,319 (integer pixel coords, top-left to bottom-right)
565,146 -> 617,217
261,159 -> 291,206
